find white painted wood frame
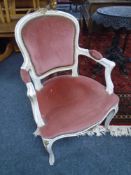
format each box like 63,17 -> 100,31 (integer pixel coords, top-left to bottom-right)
15,9 -> 119,165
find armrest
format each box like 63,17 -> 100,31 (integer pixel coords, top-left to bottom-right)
21,67 -> 43,91
78,47 -> 115,95
20,69 -> 31,84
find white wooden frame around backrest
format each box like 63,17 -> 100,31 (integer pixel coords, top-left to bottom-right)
15,9 -> 80,91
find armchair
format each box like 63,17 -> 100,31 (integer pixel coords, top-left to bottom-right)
15,9 -> 119,165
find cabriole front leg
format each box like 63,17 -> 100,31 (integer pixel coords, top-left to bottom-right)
43,139 -> 55,166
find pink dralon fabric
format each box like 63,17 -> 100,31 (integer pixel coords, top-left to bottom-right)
89,50 -> 103,60
22,16 -> 75,76
36,75 -> 119,138
20,69 -> 31,83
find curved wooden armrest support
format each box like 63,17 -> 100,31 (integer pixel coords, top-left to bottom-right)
26,82 -> 45,127
78,47 -> 115,94
26,82 -> 36,98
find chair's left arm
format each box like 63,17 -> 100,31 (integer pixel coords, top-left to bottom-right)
78,47 -> 115,95
20,69 -> 45,127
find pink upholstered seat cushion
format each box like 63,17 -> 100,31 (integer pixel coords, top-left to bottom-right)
37,75 -> 119,139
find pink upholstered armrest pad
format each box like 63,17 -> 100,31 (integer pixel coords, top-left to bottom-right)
89,50 -> 103,60
20,69 -> 31,83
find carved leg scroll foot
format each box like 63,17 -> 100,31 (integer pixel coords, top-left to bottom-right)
43,139 -> 55,166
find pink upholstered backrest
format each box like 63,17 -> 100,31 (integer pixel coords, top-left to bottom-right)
22,16 -> 76,76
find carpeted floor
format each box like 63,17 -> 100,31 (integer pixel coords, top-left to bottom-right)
0,51 -> 131,175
